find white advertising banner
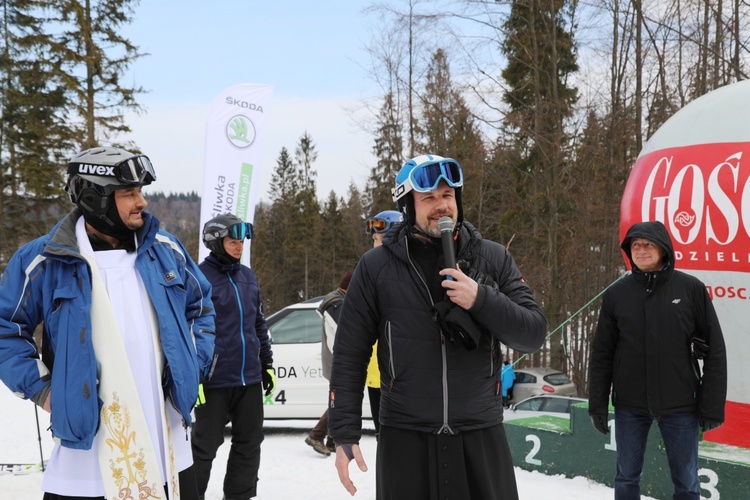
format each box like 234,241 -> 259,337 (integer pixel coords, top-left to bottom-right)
199,83 -> 274,264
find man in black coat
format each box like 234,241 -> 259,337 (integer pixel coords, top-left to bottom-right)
328,154 -> 547,499
588,220 -> 727,500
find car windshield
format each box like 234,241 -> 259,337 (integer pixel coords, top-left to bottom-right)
543,373 -> 572,386
269,309 -> 321,344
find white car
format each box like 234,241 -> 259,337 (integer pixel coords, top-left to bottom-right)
503,395 -> 587,421
263,297 -> 371,419
509,367 -> 578,403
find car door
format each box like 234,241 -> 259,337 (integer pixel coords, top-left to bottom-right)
265,307 -> 328,418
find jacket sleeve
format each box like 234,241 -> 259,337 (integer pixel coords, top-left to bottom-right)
181,244 -> 216,379
328,261 -> 378,444
468,243 -> 547,353
696,287 -> 727,422
0,242 -> 51,402
588,294 -> 616,416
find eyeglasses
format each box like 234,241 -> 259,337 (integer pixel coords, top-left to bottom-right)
228,222 -> 254,240
365,217 -> 393,235
631,241 -> 657,250
409,160 -> 463,192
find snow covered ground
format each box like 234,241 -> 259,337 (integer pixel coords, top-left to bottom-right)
0,388 -> 649,499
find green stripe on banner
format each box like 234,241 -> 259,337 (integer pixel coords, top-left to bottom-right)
236,162 -> 254,219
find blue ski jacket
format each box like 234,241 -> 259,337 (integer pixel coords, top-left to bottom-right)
199,254 -> 272,388
0,209 -> 216,450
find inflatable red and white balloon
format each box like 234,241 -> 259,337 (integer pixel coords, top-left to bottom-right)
621,80 -> 750,448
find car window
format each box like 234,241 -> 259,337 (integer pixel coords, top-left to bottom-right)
543,373 -> 572,386
515,398 -> 545,411
515,372 -> 536,384
269,309 -> 321,344
543,398 -> 571,413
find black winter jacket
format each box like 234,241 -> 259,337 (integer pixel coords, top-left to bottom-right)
328,221 -> 546,442
588,221 -> 727,422
199,254 -> 272,388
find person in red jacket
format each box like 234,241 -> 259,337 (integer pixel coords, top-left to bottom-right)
588,220 -> 727,499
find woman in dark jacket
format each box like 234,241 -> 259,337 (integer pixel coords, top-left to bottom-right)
191,214 -> 274,500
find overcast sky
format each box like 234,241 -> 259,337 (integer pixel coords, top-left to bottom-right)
120,1 -> 381,202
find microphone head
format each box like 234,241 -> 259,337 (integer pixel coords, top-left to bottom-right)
438,216 -> 455,233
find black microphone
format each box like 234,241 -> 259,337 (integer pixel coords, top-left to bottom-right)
438,216 -> 456,280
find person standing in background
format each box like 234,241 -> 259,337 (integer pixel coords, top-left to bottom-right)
305,271 -> 354,456
363,210 -> 403,439
192,214 -> 275,500
501,361 -> 516,408
329,154 -> 547,499
588,220 -> 727,500
0,146 -> 215,500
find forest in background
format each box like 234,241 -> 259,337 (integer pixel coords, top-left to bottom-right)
3,1 -> 750,395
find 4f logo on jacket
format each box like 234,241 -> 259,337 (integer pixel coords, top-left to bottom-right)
672,299 -> 681,304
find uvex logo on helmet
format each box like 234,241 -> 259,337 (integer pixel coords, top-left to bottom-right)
76,163 -> 116,176
621,142 -> 750,272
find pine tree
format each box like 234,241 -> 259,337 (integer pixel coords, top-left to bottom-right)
255,147 -> 298,313
418,49 -> 488,231
500,0 -> 579,370
367,92 -> 403,214
51,0 -> 145,149
0,0 -> 75,265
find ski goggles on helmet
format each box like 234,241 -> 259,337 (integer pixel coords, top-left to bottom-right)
68,154 -> 157,185
365,217 -> 394,235
228,222 -> 254,240
407,159 -> 463,193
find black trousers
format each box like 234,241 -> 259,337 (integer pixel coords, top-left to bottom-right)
191,383 -> 264,500
42,464 -> 199,500
376,423 -> 518,500
368,386 -> 381,436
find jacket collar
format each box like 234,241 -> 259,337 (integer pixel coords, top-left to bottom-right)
204,253 -> 239,273
384,220 -> 482,263
44,208 -> 157,260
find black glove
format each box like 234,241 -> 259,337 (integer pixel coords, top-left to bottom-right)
457,260 -> 499,290
432,298 -> 482,350
261,362 -> 276,396
338,443 -> 356,460
590,414 -> 610,435
691,335 -> 709,359
700,419 -> 722,432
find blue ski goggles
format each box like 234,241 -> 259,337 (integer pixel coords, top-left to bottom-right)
228,222 -> 254,240
408,159 -> 463,192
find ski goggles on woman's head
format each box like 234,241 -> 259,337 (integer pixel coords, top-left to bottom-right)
365,217 -> 394,235
228,222 -> 254,240
408,159 -> 463,193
